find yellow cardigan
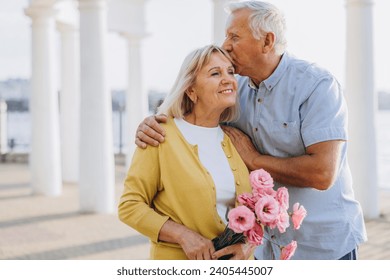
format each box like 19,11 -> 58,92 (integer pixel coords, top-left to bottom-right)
118,117 -> 251,259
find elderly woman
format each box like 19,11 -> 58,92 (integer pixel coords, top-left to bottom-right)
118,45 -> 253,260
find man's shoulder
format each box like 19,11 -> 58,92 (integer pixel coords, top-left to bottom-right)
286,52 -> 334,80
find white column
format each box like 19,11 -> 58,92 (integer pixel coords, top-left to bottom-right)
79,0 -> 115,213
0,100 -> 7,155
25,6 -> 62,196
122,34 -> 148,166
57,22 -> 80,183
212,0 -> 236,46
345,0 -> 379,219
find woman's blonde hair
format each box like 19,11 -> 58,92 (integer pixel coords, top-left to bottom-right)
157,45 -> 239,123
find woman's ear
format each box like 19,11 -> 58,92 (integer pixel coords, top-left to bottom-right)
186,87 -> 197,104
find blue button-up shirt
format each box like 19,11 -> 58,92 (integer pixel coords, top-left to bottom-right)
231,52 -> 367,259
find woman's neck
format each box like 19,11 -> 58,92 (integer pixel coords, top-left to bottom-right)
184,111 -> 220,128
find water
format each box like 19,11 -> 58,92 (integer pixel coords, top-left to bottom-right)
3,110 -> 390,188
5,111 -> 126,155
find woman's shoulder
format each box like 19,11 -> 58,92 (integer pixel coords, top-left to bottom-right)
160,116 -> 179,134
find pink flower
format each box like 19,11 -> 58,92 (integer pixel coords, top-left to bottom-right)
244,222 -> 264,245
255,195 -> 280,227
276,187 -> 289,210
224,168 -> 307,260
237,193 -> 256,210
228,206 -> 256,233
250,169 -> 274,191
280,240 -> 297,260
253,186 -> 277,200
276,209 -> 290,233
291,203 -> 307,230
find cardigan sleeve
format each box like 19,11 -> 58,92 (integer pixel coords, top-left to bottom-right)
118,145 -> 169,243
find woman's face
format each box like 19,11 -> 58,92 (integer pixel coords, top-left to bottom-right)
187,52 -> 237,115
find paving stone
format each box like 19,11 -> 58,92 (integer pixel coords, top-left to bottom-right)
1,161 -> 389,260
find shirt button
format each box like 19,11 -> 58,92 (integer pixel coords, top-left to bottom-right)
236,181 -> 241,186
254,128 -> 258,132
227,155 -> 232,158
222,142 -> 226,147
232,168 -> 237,171
257,98 -> 263,103
271,235 -> 276,239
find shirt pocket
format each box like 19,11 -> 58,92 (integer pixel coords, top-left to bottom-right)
268,120 -> 305,156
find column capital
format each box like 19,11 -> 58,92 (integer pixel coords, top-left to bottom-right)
25,6 -> 58,19
345,0 -> 374,7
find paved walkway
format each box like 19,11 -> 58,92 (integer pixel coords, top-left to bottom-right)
1,158 -> 389,260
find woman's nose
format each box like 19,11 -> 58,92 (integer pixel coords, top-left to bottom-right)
221,75 -> 235,84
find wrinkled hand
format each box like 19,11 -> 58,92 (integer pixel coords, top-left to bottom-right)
135,114 -> 168,148
212,242 -> 256,260
222,126 -> 260,171
178,230 -> 216,260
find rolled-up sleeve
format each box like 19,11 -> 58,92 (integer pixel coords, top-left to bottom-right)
300,76 -> 348,147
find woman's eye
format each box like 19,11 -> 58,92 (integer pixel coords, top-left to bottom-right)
211,72 -> 220,76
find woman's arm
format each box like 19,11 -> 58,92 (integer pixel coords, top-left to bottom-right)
159,220 -> 215,260
118,144 -> 216,260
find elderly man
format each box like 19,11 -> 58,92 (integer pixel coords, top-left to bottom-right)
135,1 -> 366,260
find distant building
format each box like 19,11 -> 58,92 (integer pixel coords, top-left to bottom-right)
0,79 -> 30,111
148,90 -> 167,114
0,78 -> 30,100
378,91 -> 390,110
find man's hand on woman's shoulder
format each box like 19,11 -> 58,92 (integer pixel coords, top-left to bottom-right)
135,114 -> 168,148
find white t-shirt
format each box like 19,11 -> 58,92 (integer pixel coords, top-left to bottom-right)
174,118 -> 235,224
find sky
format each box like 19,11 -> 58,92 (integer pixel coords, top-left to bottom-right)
0,0 -> 390,94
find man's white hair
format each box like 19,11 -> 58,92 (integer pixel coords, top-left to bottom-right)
226,1 -> 287,55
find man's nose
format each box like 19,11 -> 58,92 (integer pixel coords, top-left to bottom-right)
221,39 -> 231,52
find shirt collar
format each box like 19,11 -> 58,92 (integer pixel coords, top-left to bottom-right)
247,52 -> 290,92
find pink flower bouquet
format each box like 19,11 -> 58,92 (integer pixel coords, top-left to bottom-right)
213,168 -> 307,260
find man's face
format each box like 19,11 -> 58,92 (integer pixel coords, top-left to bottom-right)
222,9 -> 264,79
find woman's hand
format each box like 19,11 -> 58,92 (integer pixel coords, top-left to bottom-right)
158,220 -> 215,260
135,114 -> 168,148
212,242 -> 256,260
178,229 -> 216,260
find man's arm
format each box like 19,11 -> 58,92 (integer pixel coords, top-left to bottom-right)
135,114 -> 168,148
222,126 -> 342,191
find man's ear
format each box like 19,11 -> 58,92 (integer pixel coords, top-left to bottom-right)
263,32 -> 276,53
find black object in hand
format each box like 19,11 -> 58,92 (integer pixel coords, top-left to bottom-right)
212,226 -> 245,260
